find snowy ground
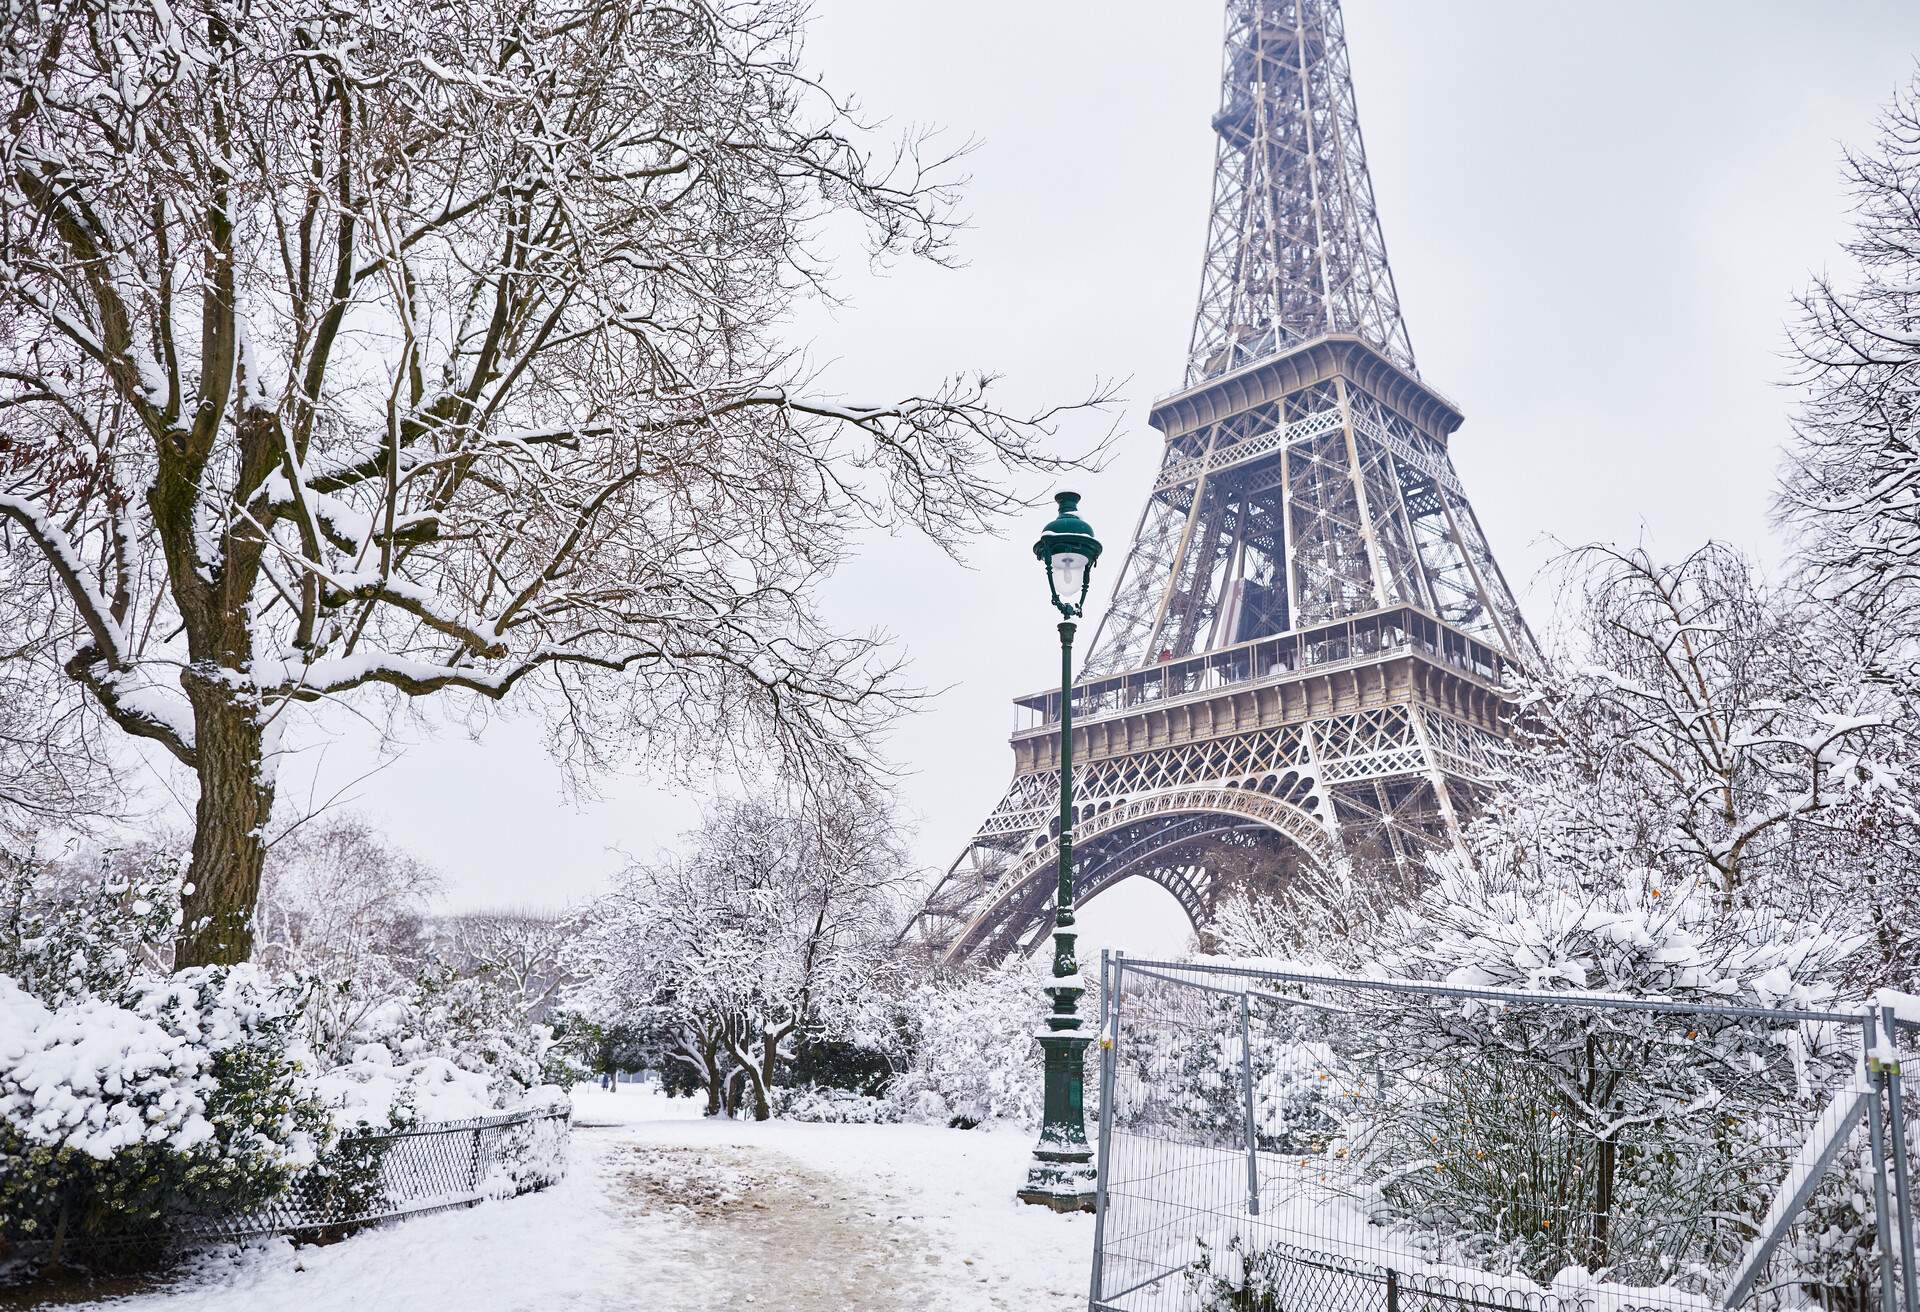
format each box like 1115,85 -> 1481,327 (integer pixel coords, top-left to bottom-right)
47,1086 -> 1094,1311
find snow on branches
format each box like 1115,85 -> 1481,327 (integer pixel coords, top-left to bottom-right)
0,0 -> 1101,965
1781,71 -> 1920,643
1502,543 -> 1918,990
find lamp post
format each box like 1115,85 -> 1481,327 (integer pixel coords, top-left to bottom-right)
1018,491 -> 1103,1213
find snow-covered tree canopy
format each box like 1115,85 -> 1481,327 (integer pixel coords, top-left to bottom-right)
1540,543 -> 1906,900
437,910 -> 573,1018
0,0 -> 1095,965
1477,544 -> 1916,991
563,791 -> 904,1119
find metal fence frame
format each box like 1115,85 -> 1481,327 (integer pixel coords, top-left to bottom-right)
1089,953 -> 1919,1312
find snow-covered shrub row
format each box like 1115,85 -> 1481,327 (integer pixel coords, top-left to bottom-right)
883,959 -> 1093,1130
305,966 -> 578,1130
773,1087 -> 898,1125
0,853 -> 572,1265
1,965 -> 572,1262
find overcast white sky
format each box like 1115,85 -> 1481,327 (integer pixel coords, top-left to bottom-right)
185,2 -> 1920,950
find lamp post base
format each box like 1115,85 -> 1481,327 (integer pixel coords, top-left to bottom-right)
1019,1027 -> 1097,1213
1017,1151 -> 1097,1213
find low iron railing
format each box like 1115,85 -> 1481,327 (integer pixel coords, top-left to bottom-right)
9,1105 -> 570,1266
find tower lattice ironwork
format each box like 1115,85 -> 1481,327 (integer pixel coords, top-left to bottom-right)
909,0 -> 1534,964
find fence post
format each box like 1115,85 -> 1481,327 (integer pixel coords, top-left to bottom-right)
1088,951 -> 1124,1308
1387,1266 -> 1399,1312
1881,1006 -> 1918,1312
1868,1014 -> 1902,1312
468,1123 -> 486,1200
1100,948 -> 1111,1031
1240,990 -> 1259,1217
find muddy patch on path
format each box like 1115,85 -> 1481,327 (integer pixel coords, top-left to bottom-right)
611,1143 -> 946,1311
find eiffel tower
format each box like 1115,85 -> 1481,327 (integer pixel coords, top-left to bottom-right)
910,0 -> 1534,964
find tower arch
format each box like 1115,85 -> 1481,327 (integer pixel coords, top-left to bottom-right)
937,787 -> 1337,965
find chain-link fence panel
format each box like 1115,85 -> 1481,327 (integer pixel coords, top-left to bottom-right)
1091,959 -> 1910,1312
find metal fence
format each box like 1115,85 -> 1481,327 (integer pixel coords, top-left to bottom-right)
200,1105 -> 574,1241
16,1106 -> 571,1265
1088,956 -> 1919,1312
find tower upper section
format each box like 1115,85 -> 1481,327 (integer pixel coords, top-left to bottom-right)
1189,0 -> 1415,383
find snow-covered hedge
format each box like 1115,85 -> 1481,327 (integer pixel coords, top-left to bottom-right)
0,967 -> 575,1267
303,967 -> 574,1131
0,863 -> 571,1266
773,1086 -> 898,1124
0,967 -> 328,1256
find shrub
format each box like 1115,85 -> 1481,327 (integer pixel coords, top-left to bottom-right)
301,966 -> 571,1129
0,968 -> 327,1265
1182,1234 -> 1290,1311
885,960 -> 1096,1129
788,1036 -> 899,1099
774,1086 -> 898,1124
0,849 -> 181,1001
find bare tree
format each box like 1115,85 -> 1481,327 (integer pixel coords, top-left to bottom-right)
0,0 -> 1100,966
254,812 -> 441,1054
438,908 -> 573,1018
1780,72 -> 1920,652
256,813 -> 440,975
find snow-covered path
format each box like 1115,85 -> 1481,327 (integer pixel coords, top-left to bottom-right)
56,1088 -> 1093,1311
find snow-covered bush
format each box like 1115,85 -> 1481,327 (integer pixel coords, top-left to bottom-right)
0,848 -> 182,1001
1097,980 -> 1334,1154
1182,1233 -> 1297,1311
0,832 -> 570,1269
1339,858 -> 1861,1288
773,1087 -> 899,1125
886,960 -> 1092,1129
0,967 -> 328,1260
301,965 -> 571,1131
485,1091 -> 572,1197
1250,1039 -> 1340,1154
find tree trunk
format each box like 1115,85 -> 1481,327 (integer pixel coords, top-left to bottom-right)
1590,1135 -> 1616,1269
754,1026 -> 785,1123
719,1019 -> 773,1121
698,1034 -> 725,1117
744,1062 -> 771,1122
174,678 -> 275,967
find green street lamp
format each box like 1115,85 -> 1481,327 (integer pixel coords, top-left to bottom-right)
1018,491 -> 1103,1213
